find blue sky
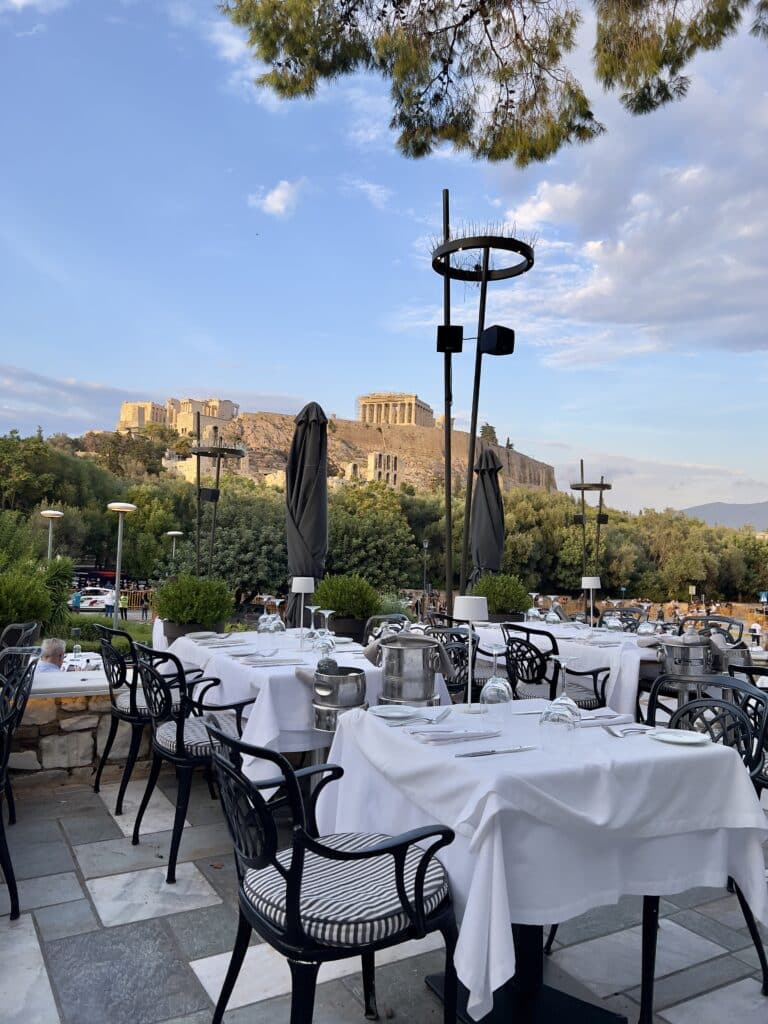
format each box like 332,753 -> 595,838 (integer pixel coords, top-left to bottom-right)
1,0 -> 767,513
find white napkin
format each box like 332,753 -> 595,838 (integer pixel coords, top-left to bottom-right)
242,657 -> 305,667
406,727 -> 502,745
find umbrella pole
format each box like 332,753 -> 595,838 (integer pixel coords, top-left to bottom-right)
459,246 -> 490,593
442,189 -> 454,616
195,411 -> 202,576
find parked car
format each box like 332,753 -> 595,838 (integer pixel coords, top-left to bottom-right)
68,587 -> 112,612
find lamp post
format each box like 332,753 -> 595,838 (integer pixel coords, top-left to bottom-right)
453,594 -> 488,713
166,530 -> 183,560
422,538 -> 429,598
107,502 -> 137,630
620,586 -> 626,605
40,509 -> 64,561
291,577 -> 315,648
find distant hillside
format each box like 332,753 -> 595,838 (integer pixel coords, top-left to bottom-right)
681,501 -> 768,530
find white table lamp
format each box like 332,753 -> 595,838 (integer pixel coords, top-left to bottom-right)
292,576 -> 315,645
453,595 -> 488,712
582,576 -> 601,627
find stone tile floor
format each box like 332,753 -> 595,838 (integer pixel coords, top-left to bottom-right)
1,771 -> 767,1024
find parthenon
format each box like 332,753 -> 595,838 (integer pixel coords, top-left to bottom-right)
357,392 -> 435,428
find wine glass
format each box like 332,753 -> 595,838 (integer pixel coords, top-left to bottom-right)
305,604 -> 320,641
526,592 -> 541,621
257,595 -> 273,633
539,656 -> 580,750
318,609 -> 335,637
479,644 -> 513,723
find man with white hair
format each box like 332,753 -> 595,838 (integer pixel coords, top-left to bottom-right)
36,638 -> 66,673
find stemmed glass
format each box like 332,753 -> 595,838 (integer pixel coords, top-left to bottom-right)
271,598 -> 286,633
539,656 -> 580,748
318,609 -> 335,637
305,604 -> 320,641
257,595 -> 273,634
526,593 -> 541,621
479,643 -> 513,722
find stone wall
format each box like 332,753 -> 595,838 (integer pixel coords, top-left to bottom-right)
10,695 -> 150,785
223,412 -> 556,494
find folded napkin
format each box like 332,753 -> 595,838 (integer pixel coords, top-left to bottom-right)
579,710 -> 634,729
405,727 -> 501,745
242,657 -> 305,667
296,668 -> 314,688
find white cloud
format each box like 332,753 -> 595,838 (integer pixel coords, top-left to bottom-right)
1,0 -> 67,10
507,182 -> 584,231
341,176 -> 392,210
15,21 -> 46,35
247,179 -> 305,218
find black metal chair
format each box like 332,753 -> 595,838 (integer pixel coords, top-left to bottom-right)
503,636 -> 609,710
204,720 -> 459,1024
363,614 -> 410,644
597,607 -> 645,632
0,646 -> 40,919
132,644 -> 255,884
0,621 -> 39,651
677,615 -> 743,643
93,625 -> 205,814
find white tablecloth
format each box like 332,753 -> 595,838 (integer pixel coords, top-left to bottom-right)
318,705 -> 768,1020
169,629 -> 450,779
475,624 -> 655,716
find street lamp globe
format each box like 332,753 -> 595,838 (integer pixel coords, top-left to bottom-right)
40,509 -> 64,560
107,502 -> 137,629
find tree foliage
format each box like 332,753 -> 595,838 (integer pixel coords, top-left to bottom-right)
222,0 -> 766,164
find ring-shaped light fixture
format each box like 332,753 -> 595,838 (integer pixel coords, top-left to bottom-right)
431,235 -> 534,283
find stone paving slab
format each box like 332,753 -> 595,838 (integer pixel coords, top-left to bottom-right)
74,821 -> 233,878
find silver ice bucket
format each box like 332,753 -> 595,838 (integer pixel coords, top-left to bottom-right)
658,638 -> 713,677
313,701 -> 368,733
378,634 -> 441,703
312,666 -> 367,708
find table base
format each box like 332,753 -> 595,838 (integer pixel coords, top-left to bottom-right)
425,973 -> 626,1024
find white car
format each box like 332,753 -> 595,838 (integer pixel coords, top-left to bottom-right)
69,587 -> 113,612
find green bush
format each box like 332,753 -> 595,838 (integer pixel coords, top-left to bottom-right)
152,574 -> 233,627
0,567 -> 51,628
313,574 -> 382,619
471,573 -> 529,614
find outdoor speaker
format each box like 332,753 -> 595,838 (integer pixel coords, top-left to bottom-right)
199,487 -> 220,504
480,324 -> 515,355
572,514 -> 585,526
597,513 -> 609,525
437,325 -> 464,353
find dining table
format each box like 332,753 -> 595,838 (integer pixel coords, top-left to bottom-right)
317,700 -> 768,1023
168,628 -> 451,780
474,622 -> 658,716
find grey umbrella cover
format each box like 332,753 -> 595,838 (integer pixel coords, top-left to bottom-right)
469,447 -> 505,585
285,402 -> 328,626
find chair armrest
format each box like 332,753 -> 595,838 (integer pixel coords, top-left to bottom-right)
294,764 -> 344,836
190,691 -> 256,732
298,824 -> 454,936
565,666 -> 610,703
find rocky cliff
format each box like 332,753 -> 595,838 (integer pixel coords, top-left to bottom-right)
223,413 -> 556,494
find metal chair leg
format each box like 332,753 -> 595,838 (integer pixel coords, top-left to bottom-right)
115,722 -> 145,815
166,765 -> 193,884
0,808 -> 19,920
639,896 -> 660,1024
212,910 -> 252,1024
93,714 -> 119,794
5,778 -> 16,826
440,921 -> 459,1024
288,959 -> 320,1024
733,881 -> 768,995
131,752 -> 161,846
544,923 -> 558,955
361,950 -> 379,1020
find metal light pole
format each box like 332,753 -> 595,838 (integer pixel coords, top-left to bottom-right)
40,509 -> 64,561
166,530 -> 183,560
107,502 -> 137,630
422,538 -> 429,599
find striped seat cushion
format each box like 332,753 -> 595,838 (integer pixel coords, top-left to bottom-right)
242,832 -> 448,947
154,711 -> 238,758
516,682 -> 551,700
115,688 -> 152,715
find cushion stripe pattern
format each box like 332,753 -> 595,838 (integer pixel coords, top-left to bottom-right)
242,832 -> 448,947
154,711 -> 238,757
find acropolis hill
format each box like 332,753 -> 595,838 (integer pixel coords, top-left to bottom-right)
120,392 -> 556,493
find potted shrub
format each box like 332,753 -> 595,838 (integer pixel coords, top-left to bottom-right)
471,573 -> 529,623
313,574 -> 382,643
153,574 -> 234,642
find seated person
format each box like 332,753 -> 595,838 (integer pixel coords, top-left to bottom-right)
36,638 -> 66,674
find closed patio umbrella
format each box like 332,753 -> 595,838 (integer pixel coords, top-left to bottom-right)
285,402 -> 328,627
469,447 -> 505,586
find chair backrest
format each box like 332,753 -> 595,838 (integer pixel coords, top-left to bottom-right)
500,622 -> 559,658
98,634 -> 142,715
427,612 -> 459,628
0,622 -> 40,651
504,636 -> 549,691
0,646 -> 41,775
677,615 -> 743,643
133,643 -> 190,726
669,699 -> 759,774
206,718 -> 304,872
598,607 -> 644,631
363,614 -> 410,644
426,625 -> 470,645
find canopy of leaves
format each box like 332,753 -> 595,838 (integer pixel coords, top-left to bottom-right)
223,0 -> 766,164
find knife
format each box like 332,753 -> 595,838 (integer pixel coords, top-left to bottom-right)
455,745 -> 536,758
